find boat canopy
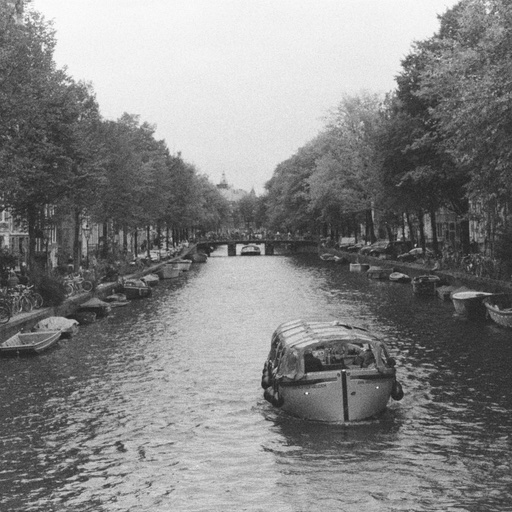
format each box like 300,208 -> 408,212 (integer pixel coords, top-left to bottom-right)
269,319 -> 393,381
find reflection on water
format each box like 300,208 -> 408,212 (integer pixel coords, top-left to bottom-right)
0,250 -> 511,512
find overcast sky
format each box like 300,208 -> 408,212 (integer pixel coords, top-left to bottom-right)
29,0 -> 458,194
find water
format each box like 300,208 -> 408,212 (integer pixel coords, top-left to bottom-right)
1,250 -> 511,512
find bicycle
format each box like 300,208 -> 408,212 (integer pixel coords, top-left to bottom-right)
63,273 -> 93,297
1,286 -> 32,315
0,302 -> 10,324
22,285 -> 44,309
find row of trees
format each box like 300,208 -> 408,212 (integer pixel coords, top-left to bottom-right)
264,0 -> 512,259
0,4 -> 231,270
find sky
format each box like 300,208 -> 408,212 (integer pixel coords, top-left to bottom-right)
28,0 -> 459,194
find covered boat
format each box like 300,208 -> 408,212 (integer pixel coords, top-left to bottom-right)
366,266 -> 392,279
122,279 -> 152,299
241,244 -> 261,256
0,330 -> 61,356
77,297 -> 112,317
483,294 -> 512,328
261,319 -> 403,423
141,273 -> 160,287
33,317 -> 79,338
452,290 -> 493,320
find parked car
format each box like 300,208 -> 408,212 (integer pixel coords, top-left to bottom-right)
359,240 -> 412,259
397,247 -> 435,262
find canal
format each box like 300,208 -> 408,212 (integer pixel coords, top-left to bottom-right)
1,249 -> 511,512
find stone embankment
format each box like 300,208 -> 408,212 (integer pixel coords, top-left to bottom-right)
0,246 -> 196,343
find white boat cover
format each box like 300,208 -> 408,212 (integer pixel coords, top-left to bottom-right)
34,316 -> 79,331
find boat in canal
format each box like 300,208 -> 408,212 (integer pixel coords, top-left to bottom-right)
241,244 -> 261,256
389,271 -> 411,283
122,279 -> 152,299
175,259 -> 192,271
412,274 -> 440,296
157,263 -> 181,279
483,294 -> 512,328
452,290 -> 494,320
0,330 -> 61,356
261,319 -> 403,423
33,316 -> 79,338
141,273 -> 160,287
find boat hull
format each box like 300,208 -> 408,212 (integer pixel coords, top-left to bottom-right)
452,291 -> 492,320
484,295 -> 512,328
0,331 -> 61,356
412,275 -> 440,296
279,368 -> 395,423
349,263 -> 370,273
157,265 -> 181,279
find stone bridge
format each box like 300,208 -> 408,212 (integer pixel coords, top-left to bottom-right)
196,239 -> 319,256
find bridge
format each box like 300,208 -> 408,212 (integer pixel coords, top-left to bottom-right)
196,238 -> 319,256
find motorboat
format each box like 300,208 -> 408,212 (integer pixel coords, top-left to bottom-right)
0,330 -> 61,356
412,275 -> 440,296
261,319 -> 403,423
121,279 -> 152,299
33,316 -> 79,338
241,244 -> 261,256
452,290 -> 494,320
483,294 -> 512,328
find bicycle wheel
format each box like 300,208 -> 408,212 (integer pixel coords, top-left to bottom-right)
32,293 -> 44,309
64,283 -> 74,297
0,305 -> 10,324
20,296 -> 33,313
81,280 -> 93,292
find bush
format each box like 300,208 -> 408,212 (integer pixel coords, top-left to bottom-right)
32,273 -> 67,307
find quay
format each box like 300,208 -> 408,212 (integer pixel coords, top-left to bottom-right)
0,246 -> 198,344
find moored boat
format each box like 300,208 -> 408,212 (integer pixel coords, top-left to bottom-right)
389,272 -> 411,283
452,290 -> 493,320
261,319 -> 403,423
483,294 -> 512,328
367,266 -> 392,279
175,259 -> 192,271
141,273 -> 160,287
349,263 -> 370,273
122,279 -> 152,299
33,316 -> 79,338
157,264 -> 181,279
0,330 -> 61,356
189,252 -> 208,263
241,244 -> 261,256
77,298 -> 112,317
412,275 -> 440,296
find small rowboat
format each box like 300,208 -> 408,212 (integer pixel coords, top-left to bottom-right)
122,279 -> 152,299
389,272 -> 411,283
412,275 -> 440,296
157,264 -> 181,279
452,290 -> 493,320
483,295 -> 512,328
0,330 -> 61,356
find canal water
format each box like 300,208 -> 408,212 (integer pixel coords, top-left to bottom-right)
1,249 -> 511,512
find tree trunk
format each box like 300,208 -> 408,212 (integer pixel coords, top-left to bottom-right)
406,211 -> 416,246
366,209 -> 376,243
418,209 -> 426,251
430,209 -> 439,255
73,208 -> 81,271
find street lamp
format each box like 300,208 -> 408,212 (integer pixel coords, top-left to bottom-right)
82,221 -> 91,268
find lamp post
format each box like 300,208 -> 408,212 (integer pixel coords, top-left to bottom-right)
82,221 -> 91,268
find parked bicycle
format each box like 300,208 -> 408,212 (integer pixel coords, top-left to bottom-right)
0,302 -> 10,324
0,285 -> 33,315
63,273 -> 94,297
